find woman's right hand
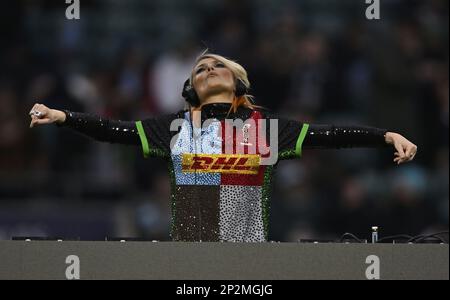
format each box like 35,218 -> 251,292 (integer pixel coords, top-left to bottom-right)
29,103 -> 66,128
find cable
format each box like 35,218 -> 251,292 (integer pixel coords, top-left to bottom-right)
410,235 -> 446,243
376,234 -> 413,243
407,231 -> 449,244
339,232 -> 364,243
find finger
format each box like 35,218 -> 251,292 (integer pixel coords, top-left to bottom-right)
405,145 -> 414,158
406,145 -> 417,161
394,142 -> 406,158
40,110 -> 48,117
29,115 -> 38,128
394,158 -> 403,164
29,103 -> 42,115
408,152 -> 417,161
30,118 -> 50,128
401,155 -> 411,164
35,104 -> 44,113
29,111 -> 42,118
33,118 -> 51,126
30,116 -> 40,128
34,110 -> 47,118
395,156 -> 406,164
29,104 -> 38,115
30,104 -> 48,118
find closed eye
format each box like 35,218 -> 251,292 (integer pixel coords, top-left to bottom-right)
194,61 -> 225,74
195,67 -> 205,74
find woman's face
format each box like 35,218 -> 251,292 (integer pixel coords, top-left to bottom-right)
192,57 -> 235,102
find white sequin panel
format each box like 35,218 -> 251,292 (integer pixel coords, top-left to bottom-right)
219,185 -> 266,242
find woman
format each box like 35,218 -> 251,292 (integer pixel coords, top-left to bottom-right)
29,53 -> 417,242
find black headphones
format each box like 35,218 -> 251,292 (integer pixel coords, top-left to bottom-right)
182,78 -> 248,107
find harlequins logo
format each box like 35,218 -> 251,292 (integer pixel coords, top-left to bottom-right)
240,123 -> 253,146
181,154 -> 260,174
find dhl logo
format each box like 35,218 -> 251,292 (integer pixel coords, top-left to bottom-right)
181,154 -> 260,174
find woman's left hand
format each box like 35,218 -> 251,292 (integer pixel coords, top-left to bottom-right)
384,132 -> 418,165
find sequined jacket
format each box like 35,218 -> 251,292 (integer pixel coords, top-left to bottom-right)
60,103 -> 388,242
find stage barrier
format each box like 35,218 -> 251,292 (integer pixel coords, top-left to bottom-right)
0,241 -> 447,280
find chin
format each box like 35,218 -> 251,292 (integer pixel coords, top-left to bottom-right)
203,84 -> 232,96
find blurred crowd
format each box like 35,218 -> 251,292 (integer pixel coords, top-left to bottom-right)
0,0 -> 448,241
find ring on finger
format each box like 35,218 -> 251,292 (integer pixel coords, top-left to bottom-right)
30,110 -> 42,117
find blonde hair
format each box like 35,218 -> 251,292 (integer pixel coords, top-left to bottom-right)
191,51 -> 260,113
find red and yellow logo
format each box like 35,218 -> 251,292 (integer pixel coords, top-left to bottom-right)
181,154 -> 260,174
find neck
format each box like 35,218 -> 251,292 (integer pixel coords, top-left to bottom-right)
191,92 -> 235,127
197,92 -> 234,109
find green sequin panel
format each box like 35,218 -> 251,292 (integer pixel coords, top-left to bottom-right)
261,165 -> 274,240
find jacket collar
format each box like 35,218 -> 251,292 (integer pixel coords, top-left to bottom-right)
200,102 -> 232,119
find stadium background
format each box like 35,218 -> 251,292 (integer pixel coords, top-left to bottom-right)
0,0 -> 448,242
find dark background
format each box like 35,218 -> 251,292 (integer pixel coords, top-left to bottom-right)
0,0 -> 448,242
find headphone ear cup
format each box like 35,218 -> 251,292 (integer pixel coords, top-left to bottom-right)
235,79 -> 248,97
182,79 -> 200,107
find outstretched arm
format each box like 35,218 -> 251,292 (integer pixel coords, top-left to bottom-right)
29,103 -> 140,145
303,124 -> 417,165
